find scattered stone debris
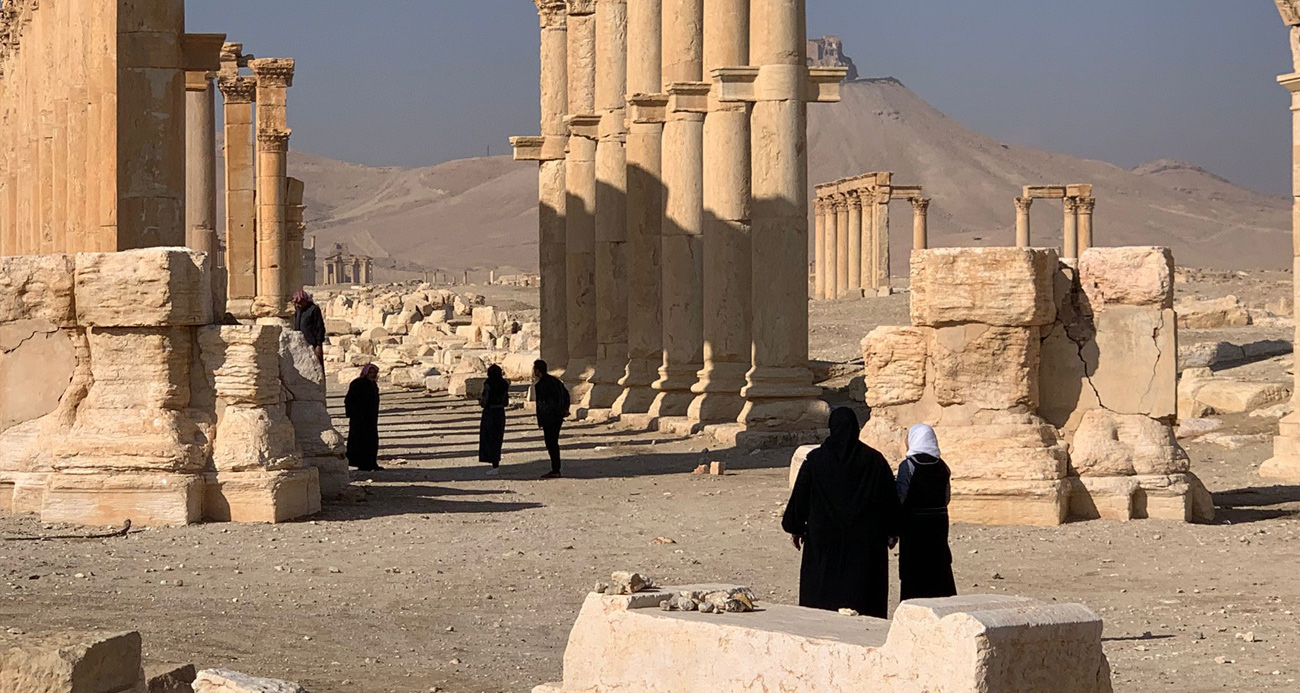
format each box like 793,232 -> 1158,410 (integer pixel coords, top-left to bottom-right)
692,461 -> 727,476
651,537 -> 677,545
604,571 -> 655,595
193,668 -> 312,693
838,608 -> 860,617
659,587 -> 757,614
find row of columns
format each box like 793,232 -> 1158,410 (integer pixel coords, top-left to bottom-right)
0,0 -> 194,256
812,174 -> 929,301
323,254 -> 374,285
1014,185 -> 1096,259
516,0 -> 842,433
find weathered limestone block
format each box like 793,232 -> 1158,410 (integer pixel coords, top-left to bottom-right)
192,668 -> 309,693
145,663 -> 196,693
789,445 -> 817,488
910,248 -> 1057,328
1192,379 -> 1290,415
538,590 -> 1110,692
931,325 -> 1039,411
0,254 -> 77,327
42,472 -> 205,527
1135,473 -> 1215,523
449,374 -> 488,399
0,322 -> 76,434
1177,368 -> 1216,418
1067,476 -> 1140,522
858,415 -> 908,465
950,479 -> 1071,526
324,317 -> 353,335
198,326 -> 283,407
75,250 -> 213,327
203,468 -> 321,523
278,331 -> 326,403
211,407 -> 299,473
1070,411 -> 1189,477
1175,295 -> 1251,330
860,327 -> 927,407
936,415 -> 1069,482
1078,247 -> 1174,310
0,630 -> 146,693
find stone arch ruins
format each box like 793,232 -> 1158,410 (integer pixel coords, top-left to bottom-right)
1015,184 -> 1096,258
813,172 -> 928,300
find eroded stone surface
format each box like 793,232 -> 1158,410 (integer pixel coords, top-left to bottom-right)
1078,247 -> 1174,310
1071,410 -> 1189,477
193,669 -> 309,693
75,249 -> 213,328
910,247 -> 1057,328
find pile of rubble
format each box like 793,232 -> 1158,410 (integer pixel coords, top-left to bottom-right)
316,283 -> 541,397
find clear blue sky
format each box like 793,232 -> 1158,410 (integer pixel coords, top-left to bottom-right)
188,0 -> 1294,194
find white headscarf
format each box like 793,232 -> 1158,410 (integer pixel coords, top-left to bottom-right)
906,424 -> 941,459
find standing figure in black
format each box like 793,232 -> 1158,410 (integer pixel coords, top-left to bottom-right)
478,365 -> 510,475
531,360 -> 570,479
782,407 -> 902,618
896,423 -> 957,601
291,290 -> 327,368
344,364 -> 383,472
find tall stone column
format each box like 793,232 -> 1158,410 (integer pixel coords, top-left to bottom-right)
823,195 -> 838,300
812,198 -> 827,299
1262,8 -> 1300,480
648,0 -> 706,418
539,2 -> 570,372
846,191 -> 862,296
250,58 -> 295,319
586,0 -> 630,410
860,189 -> 876,289
1077,197 -> 1095,252
186,71 -> 219,257
912,197 -> 930,250
732,0 -> 833,433
689,0 -> 751,426
286,177 -> 306,293
218,44 -> 258,319
873,195 -> 891,291
1062,197 -> 1079,260
563,0 -> 599,398
613,0 -> 666,416
834,196 -> 849,298
1015,196 -> 1032,248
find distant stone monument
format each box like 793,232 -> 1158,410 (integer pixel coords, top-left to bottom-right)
807,35 -> 859,81
323,243 -> 375,285
1015,184 -> 1097,258
814,172 -> 929,299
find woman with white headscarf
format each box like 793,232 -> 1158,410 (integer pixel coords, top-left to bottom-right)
896,424 -> 957,600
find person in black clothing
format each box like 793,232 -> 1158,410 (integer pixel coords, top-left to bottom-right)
291,290 -> 327,368
344,364 -> 383,472
531,359 -> 570,479
478,365 -> 510,475
782,407 -> 902,618
896,423 -> 957,601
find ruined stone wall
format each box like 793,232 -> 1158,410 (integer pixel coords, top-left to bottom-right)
0,0 -> 186,256
0,248 -> 345,526
856,247 -> 1213,525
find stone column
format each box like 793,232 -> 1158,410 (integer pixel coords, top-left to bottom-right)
539,1 -> 570,372
735,0 -> 830,433
648,0 -> 707,419
218,44 -> 258,318
688,0 -> 751,426
186,71 -> 219,257
860,189 -> 876,289
912,197 -> 930,250
812,198 -> 826,299
1062,197 -> 1079,260
1077,197 -> 1095,252
873,194 -> 890,291
250,58 -> 295,319
847,190 -> 864,296
613,0 -> 666,416
1015,196 -> 1032,248
823,195 -> 838,300
834,196 -> 849,298
586,0 -> 630,410
562,1 -> 599,398
286,177 -> 306,294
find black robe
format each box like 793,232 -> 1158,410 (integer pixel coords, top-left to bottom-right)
898,454 -> 958,601
344,377 -> 381,470
783,438 -> 902,618
478,376 -> 510,465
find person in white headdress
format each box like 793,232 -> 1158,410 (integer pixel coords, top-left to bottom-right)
896,424 -> 957,600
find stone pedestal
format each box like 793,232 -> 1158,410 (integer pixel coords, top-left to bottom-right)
1015,197 -> 1032,248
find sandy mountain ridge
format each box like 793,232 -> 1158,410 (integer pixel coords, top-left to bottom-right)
285,77 -> 1289,274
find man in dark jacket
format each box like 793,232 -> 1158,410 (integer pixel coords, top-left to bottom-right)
532,359 -> 570,479
291,290 -> 327,367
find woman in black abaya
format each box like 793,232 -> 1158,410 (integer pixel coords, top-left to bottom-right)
782,407 -> 902,618
896,423 -> 958,601
478,365 -> 510,475
344,364 -> 382,472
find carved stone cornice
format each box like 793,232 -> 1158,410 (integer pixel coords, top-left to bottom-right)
257,130 -> 292,151
218,76 -> 258,104
536,0 -> 568,28
249,57 -> 295,88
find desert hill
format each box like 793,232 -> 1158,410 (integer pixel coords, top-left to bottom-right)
287,78 -> 1289,274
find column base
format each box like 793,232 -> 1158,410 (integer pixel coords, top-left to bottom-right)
738,366 -> 829,432
560,358 -> 596,406
708,424 -> 828,450
41,472 -> 205,527
226,297 -> 256,321
584,358 -> 629,410
688,361 -> 750,426
1261,435 -> 1300,481
252,296 -> 291,320
612,357 -> 661,416
304,455 -> 351,500
649,364 -> 703,419
203,468 -> 321,523
949,479 -> 1070,527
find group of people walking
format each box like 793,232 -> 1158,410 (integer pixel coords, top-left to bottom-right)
783,408 -> 956,618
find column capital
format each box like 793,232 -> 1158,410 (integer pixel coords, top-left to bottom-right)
831,195 -> 849,212
1076,197 -> 1096,214
911,197 -> 931,213
566,0 -> 596,16
1014,196 -> 1033,212
218,76 -> 258,104
565,113 -> 602,138
249,57 -> 295,88
257,130 -> 292,151
510,135 -> 568,161
1064,197 -> 1081,213
1277,0 -> 1300,25
535,0 -> 568,27
185,70 -> 216,92
847,192 -> 864,210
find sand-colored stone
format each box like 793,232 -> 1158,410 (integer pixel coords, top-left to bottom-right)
41,472 -> 204,527
1078,247 -> 1174,310
0,321 -> 75,434
931,324 -> 1039,411
910,248 -> 1058,328
202,468 -> 321,524
860,326 -> 928,407
0,254 -> 76,326
75,249 -> 213,327
950,479 -> 1071,526
1175,295 -> 1251,330
1070,410 -> 1189,477
0,630 -> 146,693
1191,379 -> 1290,415
538,590 -> 1111,692
192,668 -> 308,693
937,416 -> 1069,483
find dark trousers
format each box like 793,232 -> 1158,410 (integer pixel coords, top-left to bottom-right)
541,420 -> 563,473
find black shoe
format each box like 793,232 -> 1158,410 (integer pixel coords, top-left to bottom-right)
540,470 -> 562,479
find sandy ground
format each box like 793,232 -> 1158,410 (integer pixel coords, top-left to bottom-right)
2,273 -> 1299,692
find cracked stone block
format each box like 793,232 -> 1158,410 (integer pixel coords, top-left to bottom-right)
910,248 -> 1058,328
935,415 -> 1068,482
0,254 -> 77,327
949,478 -> 1071,526
1071,410 -> 1189,477
0,630 -> 145,693
1067,476 -> 1139,521
0,321 -> 76,435
861,326 -> 928,407
931,324 -> 1039,411
193,668 -> 308,693
1190,379 -> 1289,415
1175,295 -> 1251,330
1078,247 -> 1174,311
75,249 -> 213,328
